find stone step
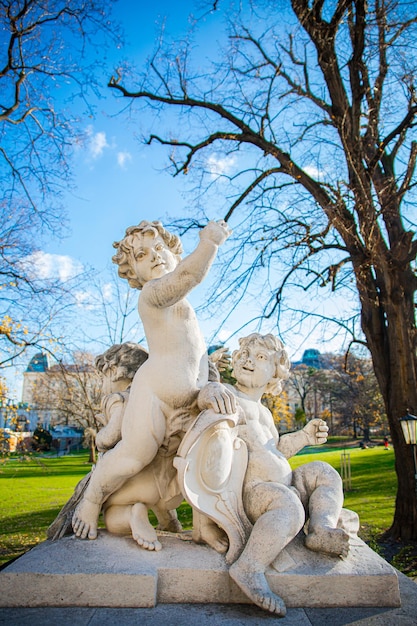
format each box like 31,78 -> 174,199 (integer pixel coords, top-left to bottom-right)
0,530 -> 400,609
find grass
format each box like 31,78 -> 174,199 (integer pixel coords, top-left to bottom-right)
1,443 -> 414,577
0,451 -> 91,566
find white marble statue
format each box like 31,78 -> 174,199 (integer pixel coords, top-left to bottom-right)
48,342 -> 181,541
62,217 -> 361,617
177,333 -> 359,617
72,219 -> 234,547
94,342 -> 148,453
94,342 -> 184,547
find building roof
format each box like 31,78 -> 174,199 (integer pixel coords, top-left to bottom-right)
26,353 -> 49,373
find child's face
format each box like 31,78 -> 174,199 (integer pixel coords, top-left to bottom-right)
233,343 -> 276,390
131,233 -> 178,284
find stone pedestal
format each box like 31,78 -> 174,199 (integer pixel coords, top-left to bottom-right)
0,530 -> 400,609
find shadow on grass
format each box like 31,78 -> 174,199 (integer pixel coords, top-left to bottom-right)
295,445 -> 354,455
0,507 -> 62,567
0,468 -> 91,480
0,457 -> 92,480
0,506 -> 61,535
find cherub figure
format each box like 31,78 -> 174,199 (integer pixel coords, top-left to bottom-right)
95,342 -> 185,544
48,342 -> 181,543
198,333 -> 358,616
72,219 -> 234,546
94,342 -> 149,453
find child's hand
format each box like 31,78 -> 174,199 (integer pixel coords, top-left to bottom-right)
200,220 -> 232,246
209,346 -> 231,372
198,382 -> 237,414
302,418 -> 329,446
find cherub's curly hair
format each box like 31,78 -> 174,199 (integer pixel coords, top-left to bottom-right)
112,221 -> 183,289
232,333 -> 290,395
95,342 -> 148,381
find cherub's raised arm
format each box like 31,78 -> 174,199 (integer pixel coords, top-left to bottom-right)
142,220 -> 231,308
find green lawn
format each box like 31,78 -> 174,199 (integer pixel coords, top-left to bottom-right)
0,452 -> 92,566
0,445 -> 397,568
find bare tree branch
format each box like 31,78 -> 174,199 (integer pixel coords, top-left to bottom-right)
109,0 -> 417,538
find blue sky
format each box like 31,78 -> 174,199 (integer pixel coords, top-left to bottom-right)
50,1 -> 199,268
31,1 -> 286,346
48,2 -> 256,344
6,1 -> 353,399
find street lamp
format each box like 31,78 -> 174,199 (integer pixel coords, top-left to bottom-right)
399,412 -> 417,500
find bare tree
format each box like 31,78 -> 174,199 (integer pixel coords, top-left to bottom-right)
0,203 -> 86,366
76,270 -> 144,351
287,364 -> 322,418
30,351 -> 101,461
108,1 -> 417,538
315,353 -> 387,439
0,0 -> 119,367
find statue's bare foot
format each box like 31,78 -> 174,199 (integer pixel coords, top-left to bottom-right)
193,522 -> 228,554
72,498 -> 100,540
229,561 -> 286,616
131,503 -> 162,551
305,527 -> 350,557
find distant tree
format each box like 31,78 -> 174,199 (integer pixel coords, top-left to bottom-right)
287,364 -> 322,419
109,0 -> 417,539
77,271 -> 143,351
0,376 -> 8,407
317,353 -> 387,440
0,376 -> 18,431
32,426 -> 52,452
30,351 -> 101,462
0,0 -> 120,367
294,406 -> 307,429
262,390 -> 293,431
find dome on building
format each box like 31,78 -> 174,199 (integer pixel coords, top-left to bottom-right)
26,352 -> 49,372
301,349 -> 321,368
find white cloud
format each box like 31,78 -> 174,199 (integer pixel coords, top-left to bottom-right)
74,290 -> 96,309
83,126 -> 130,166
101,282 -> 113,302
89,131 -> 109,159
21,251 -> 84,282
117,151 -> 132,168
304,165 -> 325,179
207,154 -> 236,178
217,329 -> 232,343
74,283 -> 114,310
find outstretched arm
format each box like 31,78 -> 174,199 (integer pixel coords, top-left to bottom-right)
277,418 -> 329,459
142,220 -> 231,308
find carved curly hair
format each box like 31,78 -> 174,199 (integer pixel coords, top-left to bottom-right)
95,342 -> 148,381
112,221 -> 183,289
232,333 -> 291,395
